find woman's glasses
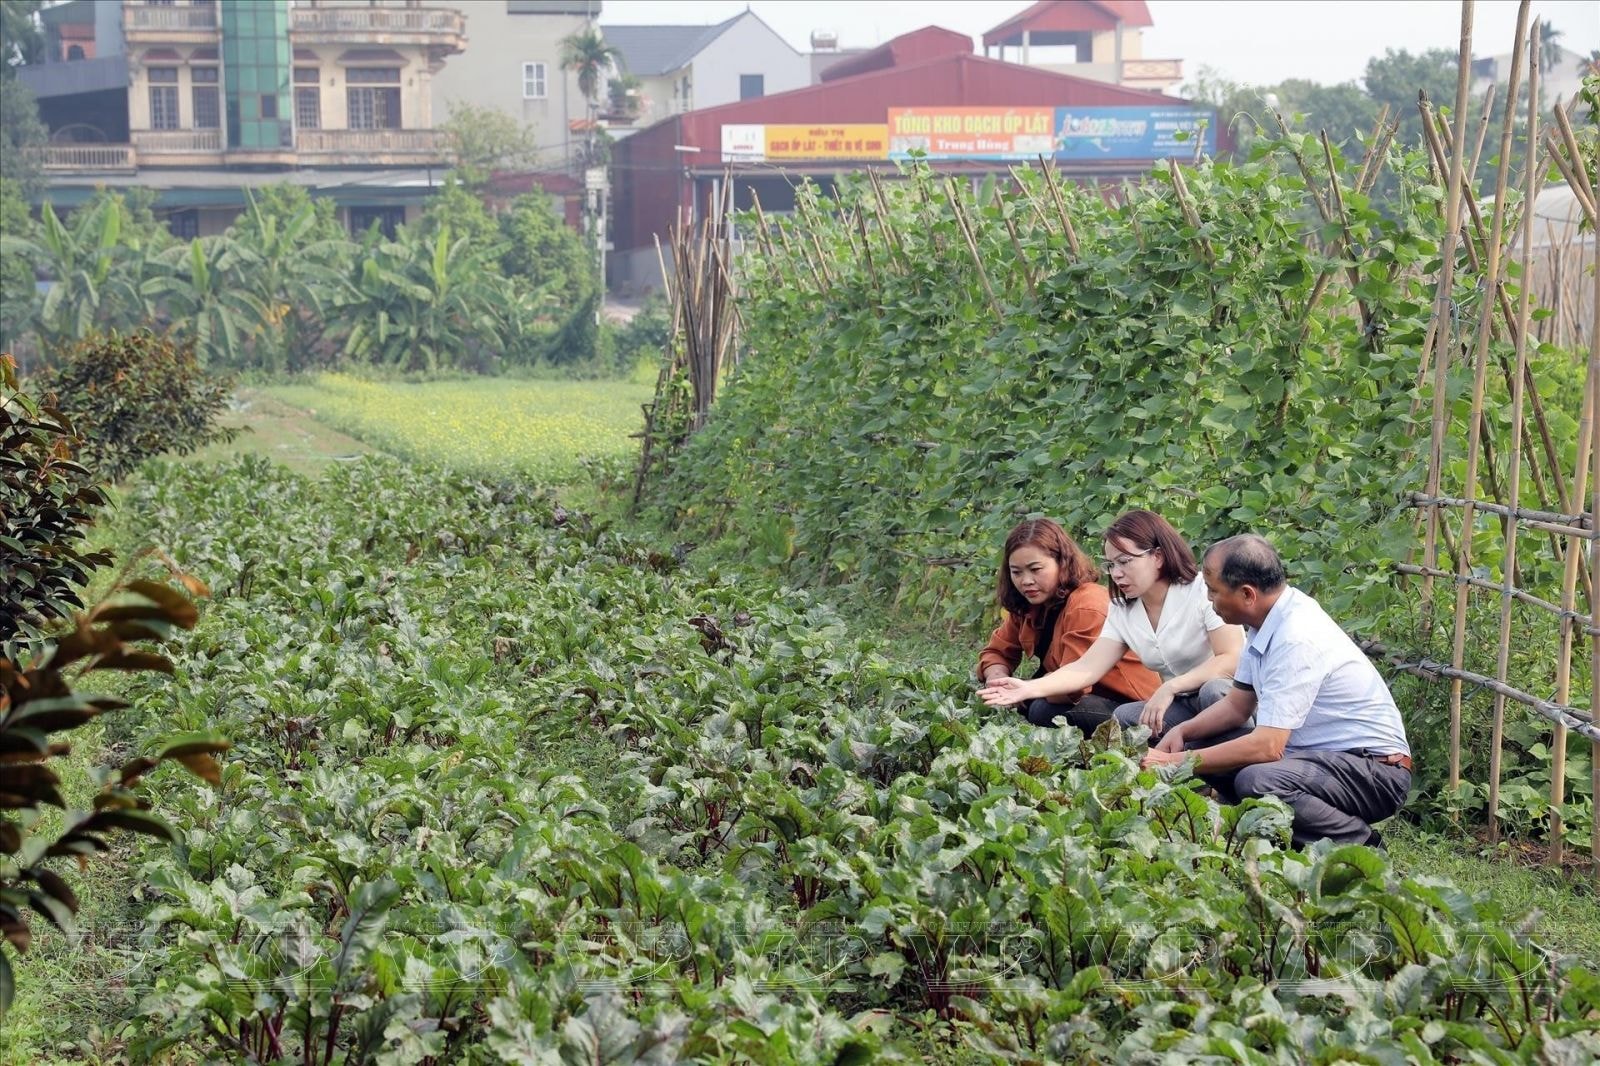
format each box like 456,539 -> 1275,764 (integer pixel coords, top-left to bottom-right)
1102,547 -> 1155,572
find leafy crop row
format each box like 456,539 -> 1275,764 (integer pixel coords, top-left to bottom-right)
72,457 -> 1599,1062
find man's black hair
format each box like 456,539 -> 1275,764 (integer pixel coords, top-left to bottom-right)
1205,534 -> 1287,592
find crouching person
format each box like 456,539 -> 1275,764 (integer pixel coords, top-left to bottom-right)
1141,534 -> 1411,848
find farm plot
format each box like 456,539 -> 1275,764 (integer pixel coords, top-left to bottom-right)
270,374 -> 651,482
26,455 -> 1591,1063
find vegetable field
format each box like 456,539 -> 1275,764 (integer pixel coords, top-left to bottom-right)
23,456 -> 1596,1063
269,375 -> 652,483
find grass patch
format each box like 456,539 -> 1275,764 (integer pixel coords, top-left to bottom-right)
1383,820 -> 1600,964
4,719 -> 151,1065
267,373 -> 650,483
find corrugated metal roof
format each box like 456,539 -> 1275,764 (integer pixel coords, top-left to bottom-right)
603,13 -> 743,76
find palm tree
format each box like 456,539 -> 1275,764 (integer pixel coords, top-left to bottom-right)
560,28 -> 619,109
1536,22 -> 1564,76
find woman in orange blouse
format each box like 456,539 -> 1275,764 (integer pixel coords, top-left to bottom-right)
978,518 -> 1160,730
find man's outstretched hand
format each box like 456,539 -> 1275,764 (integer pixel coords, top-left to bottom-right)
1141,725 -> 1189,769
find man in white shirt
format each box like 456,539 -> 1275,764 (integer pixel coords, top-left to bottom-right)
1141,534 -> 1412,847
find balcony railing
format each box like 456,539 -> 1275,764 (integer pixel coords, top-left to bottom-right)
123,3 -> 219,33
1121,59 -> 1183,83
289,7 -> 464,37
133,128 -> 224,153
295,128 -> 450,159
37,144 -> 137,171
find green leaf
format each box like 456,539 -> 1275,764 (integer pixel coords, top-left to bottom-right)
333,877 -> 400,981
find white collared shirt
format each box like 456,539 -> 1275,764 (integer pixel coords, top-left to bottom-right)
1102,578 -> 1238,682
1235,587 -> 1410,756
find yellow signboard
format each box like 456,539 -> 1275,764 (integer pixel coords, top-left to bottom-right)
762,124 -> 888,161
887,107 -> 1054,159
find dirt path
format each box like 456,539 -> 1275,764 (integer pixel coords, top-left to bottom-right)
181,388 -> 374,474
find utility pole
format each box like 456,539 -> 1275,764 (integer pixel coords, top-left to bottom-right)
586,165 -> 608,317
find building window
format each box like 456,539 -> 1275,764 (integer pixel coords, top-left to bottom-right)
348,205 -> 405,240
66,44 -> 84,60
348,87 -> 400,130
522,61 -> 546,99
295,87 -> 321,130
260,94 -> 278,119
346,67 -> 402,84
192,66 -> 219,129
165,210 -> 200,240
148,67 -> 180,130
739,74 -> 764,100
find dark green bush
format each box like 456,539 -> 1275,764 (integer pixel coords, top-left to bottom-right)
30,329 -> 235,482
0,354 -> 111,656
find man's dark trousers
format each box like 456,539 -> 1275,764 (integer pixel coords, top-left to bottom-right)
1202,751 -> 1411,846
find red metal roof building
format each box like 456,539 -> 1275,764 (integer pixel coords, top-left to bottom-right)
608,24 -> 1212,293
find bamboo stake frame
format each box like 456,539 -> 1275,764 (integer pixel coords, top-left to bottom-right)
1407,4 -> 1599,872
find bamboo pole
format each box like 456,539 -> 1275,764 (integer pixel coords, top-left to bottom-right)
1166,158 -> 1215,266
945,177 -> 1004,318
1550,104 -> 1598,216
1001,211 -> 1037,297
1407,494 -> 1593,530
1488,25 -> 1539,844
1357,641 -> 1600,742
1036,157 -> 1082,257
1398,563 -> 1585,618
1445,0 -> 1528,797
1010,164 -> 1066,254
1587,110 -> 1600,879
1418,0 -> 1478,641
1466,82 -> 1495,190
865,169 -> 911,272
1550,199 -> 1598,865
1430,108 -> 1577,557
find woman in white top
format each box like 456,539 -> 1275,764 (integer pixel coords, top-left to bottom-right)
979,510 -> 1245,742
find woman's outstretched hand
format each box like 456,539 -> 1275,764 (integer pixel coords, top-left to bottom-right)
978,676 -> 1035,707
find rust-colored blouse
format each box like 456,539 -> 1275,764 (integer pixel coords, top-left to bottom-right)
978,582 -> 1160,703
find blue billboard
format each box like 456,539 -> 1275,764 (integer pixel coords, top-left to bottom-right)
1052,106 -> 1215,161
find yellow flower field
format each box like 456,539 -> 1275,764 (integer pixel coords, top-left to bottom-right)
270,374 -> 652,481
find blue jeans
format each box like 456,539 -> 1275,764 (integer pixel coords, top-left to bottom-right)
1113,677 -> 1243,747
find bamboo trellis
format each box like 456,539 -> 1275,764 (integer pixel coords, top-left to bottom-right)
626,1 -> 1597,873
630,177 -> 743,512
1412,1 -> 1599,873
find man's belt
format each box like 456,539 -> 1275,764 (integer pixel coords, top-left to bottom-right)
1371,752 -> 1412,772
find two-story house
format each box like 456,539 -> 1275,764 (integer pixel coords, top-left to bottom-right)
427,0 -> 598,173
21,0 -> 465,237
981,1 -> 1184,95
601,10 -> 810,132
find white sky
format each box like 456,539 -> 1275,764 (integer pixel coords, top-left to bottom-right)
598,1 -> 1600,88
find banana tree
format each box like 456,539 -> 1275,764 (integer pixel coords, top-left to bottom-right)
141,236 -> 269,368
0,199 -> 151,350
228,190 -> 353,372
335,226 -> 519,373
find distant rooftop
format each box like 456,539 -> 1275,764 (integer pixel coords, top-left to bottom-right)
602,13 -> 743,77
984,1 -> 1154,48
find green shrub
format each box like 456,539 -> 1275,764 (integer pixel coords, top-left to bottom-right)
29,329 -> 235,482
612,293 -> 671,373
0,354 -> 111,656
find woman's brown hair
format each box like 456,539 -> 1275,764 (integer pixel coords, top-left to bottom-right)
996,518 -> 1099,617
1102,509 -> 1199,603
